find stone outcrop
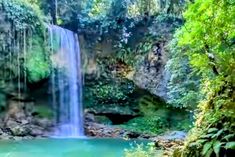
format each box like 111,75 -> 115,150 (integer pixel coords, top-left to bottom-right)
84,113 -> 187,140
133,41 -> 170,101
0,96 -> 53,140
84,113 -> 151,139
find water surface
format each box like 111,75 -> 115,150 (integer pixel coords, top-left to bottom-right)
0,138 -> 148,157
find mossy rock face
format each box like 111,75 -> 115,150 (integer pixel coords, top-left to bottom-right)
26,37 -> 51,83
84,57 -> 138,117
0,93 -> 7,112
0,0 -> 44,32
121,93 -> 192,135
94,115 -> 112,125
121,95 -> 170,134
84,56 -> 192,133
33,105 -> 53,119
138,95 -> 167,115
88,104 -> 137,116
122,115 -> 170,135
0,0 -> 50,84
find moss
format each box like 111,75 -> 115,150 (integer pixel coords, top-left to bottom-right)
84,57 -> 136,107
122,95 -> 192,135
138,95 -> 167,115
0,0 -> 45,33
122,115 -> 169,135
26,37 -> 50,83
0,0 -> 48,83
0,93 -> 6,112
94,115 -> 112,125
33,105 -> 53,119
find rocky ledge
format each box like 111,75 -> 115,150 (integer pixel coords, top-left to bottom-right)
0,118 -> 52,140
84,113 -> 187,140
0,97 -> 53,140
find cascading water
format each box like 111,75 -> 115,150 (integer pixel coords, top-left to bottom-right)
48,25 -> 84,137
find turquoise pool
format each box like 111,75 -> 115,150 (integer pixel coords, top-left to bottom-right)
0,138 -> 148,157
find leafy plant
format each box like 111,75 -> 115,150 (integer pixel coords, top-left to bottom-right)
0,0 -> 44,33
173,0 -> 235,156
33,105 -> 53,119
0,0 -> 48,83
124,143 -> 163,157
166,38 -> 202,109
186,127 -> 235,157
26,37 -> 50,83
122,115 -> 169,135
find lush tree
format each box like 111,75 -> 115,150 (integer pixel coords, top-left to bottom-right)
0,0 -> 50,83
166,37 -> 202,109
174,0 -> 235,156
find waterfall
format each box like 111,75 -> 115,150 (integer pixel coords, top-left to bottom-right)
48,25 -> 84,137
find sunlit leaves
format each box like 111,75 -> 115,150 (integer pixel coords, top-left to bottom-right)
175,0 -> 235,156
166,38 -> 202,109
0,0 -> 44,33
26,37 -> 50,83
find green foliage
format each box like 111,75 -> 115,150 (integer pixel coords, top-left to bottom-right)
122,94 -> 192,134
0,0 -> 44,32
86,77 -> 135,105
178,0 -> 235,78
138,95 -> 166,115
225,142 -> 235,150
50,0 -> 185,23
0,93 -> 6,112
172,0 -> 235,156
26,37 -> 50,83
127,0 -> 159,17
0,0 -> 48,83
93,84 -> 128,103
33,105 -> 53,119
123,110 -> 191,135
166,38 -> 202,109
124,143 -> 162,157
94,115 -> 112,125
127,0 -> 186,17
116,35 -> 156,66
114,13 -> 183,74
184,125 -> 235,157
84,57 -> 135,108
86,0 -> 113,19
39,0 -> 185,53
123,115 -> 169,135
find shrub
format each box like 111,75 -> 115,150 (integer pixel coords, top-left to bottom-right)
124,143 -> 163,157
122,115 -> 169,135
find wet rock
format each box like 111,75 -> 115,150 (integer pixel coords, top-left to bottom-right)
9,124 -> 30,136
0,117 -> 52,139
0,128 -> 3,135
84,113 -> 149,139
34,118 -> 52,129
164,131 -> 187,140
0,133 -> 13,140
0,97 -> 53,139
29,125 -> 44,136
86,106 -> 139,125
152,131 -> 187,141
85,113 -> 95,122
5,119 -> 18,129
21,119 -> 29,125
133,42 -> 170,101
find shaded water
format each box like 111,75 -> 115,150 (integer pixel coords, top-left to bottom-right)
48,25 -> 84,137
0,138 -> 148,157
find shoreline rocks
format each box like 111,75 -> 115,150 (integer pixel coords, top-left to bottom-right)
0,110 -> 187,147
0,97 -> 53,140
